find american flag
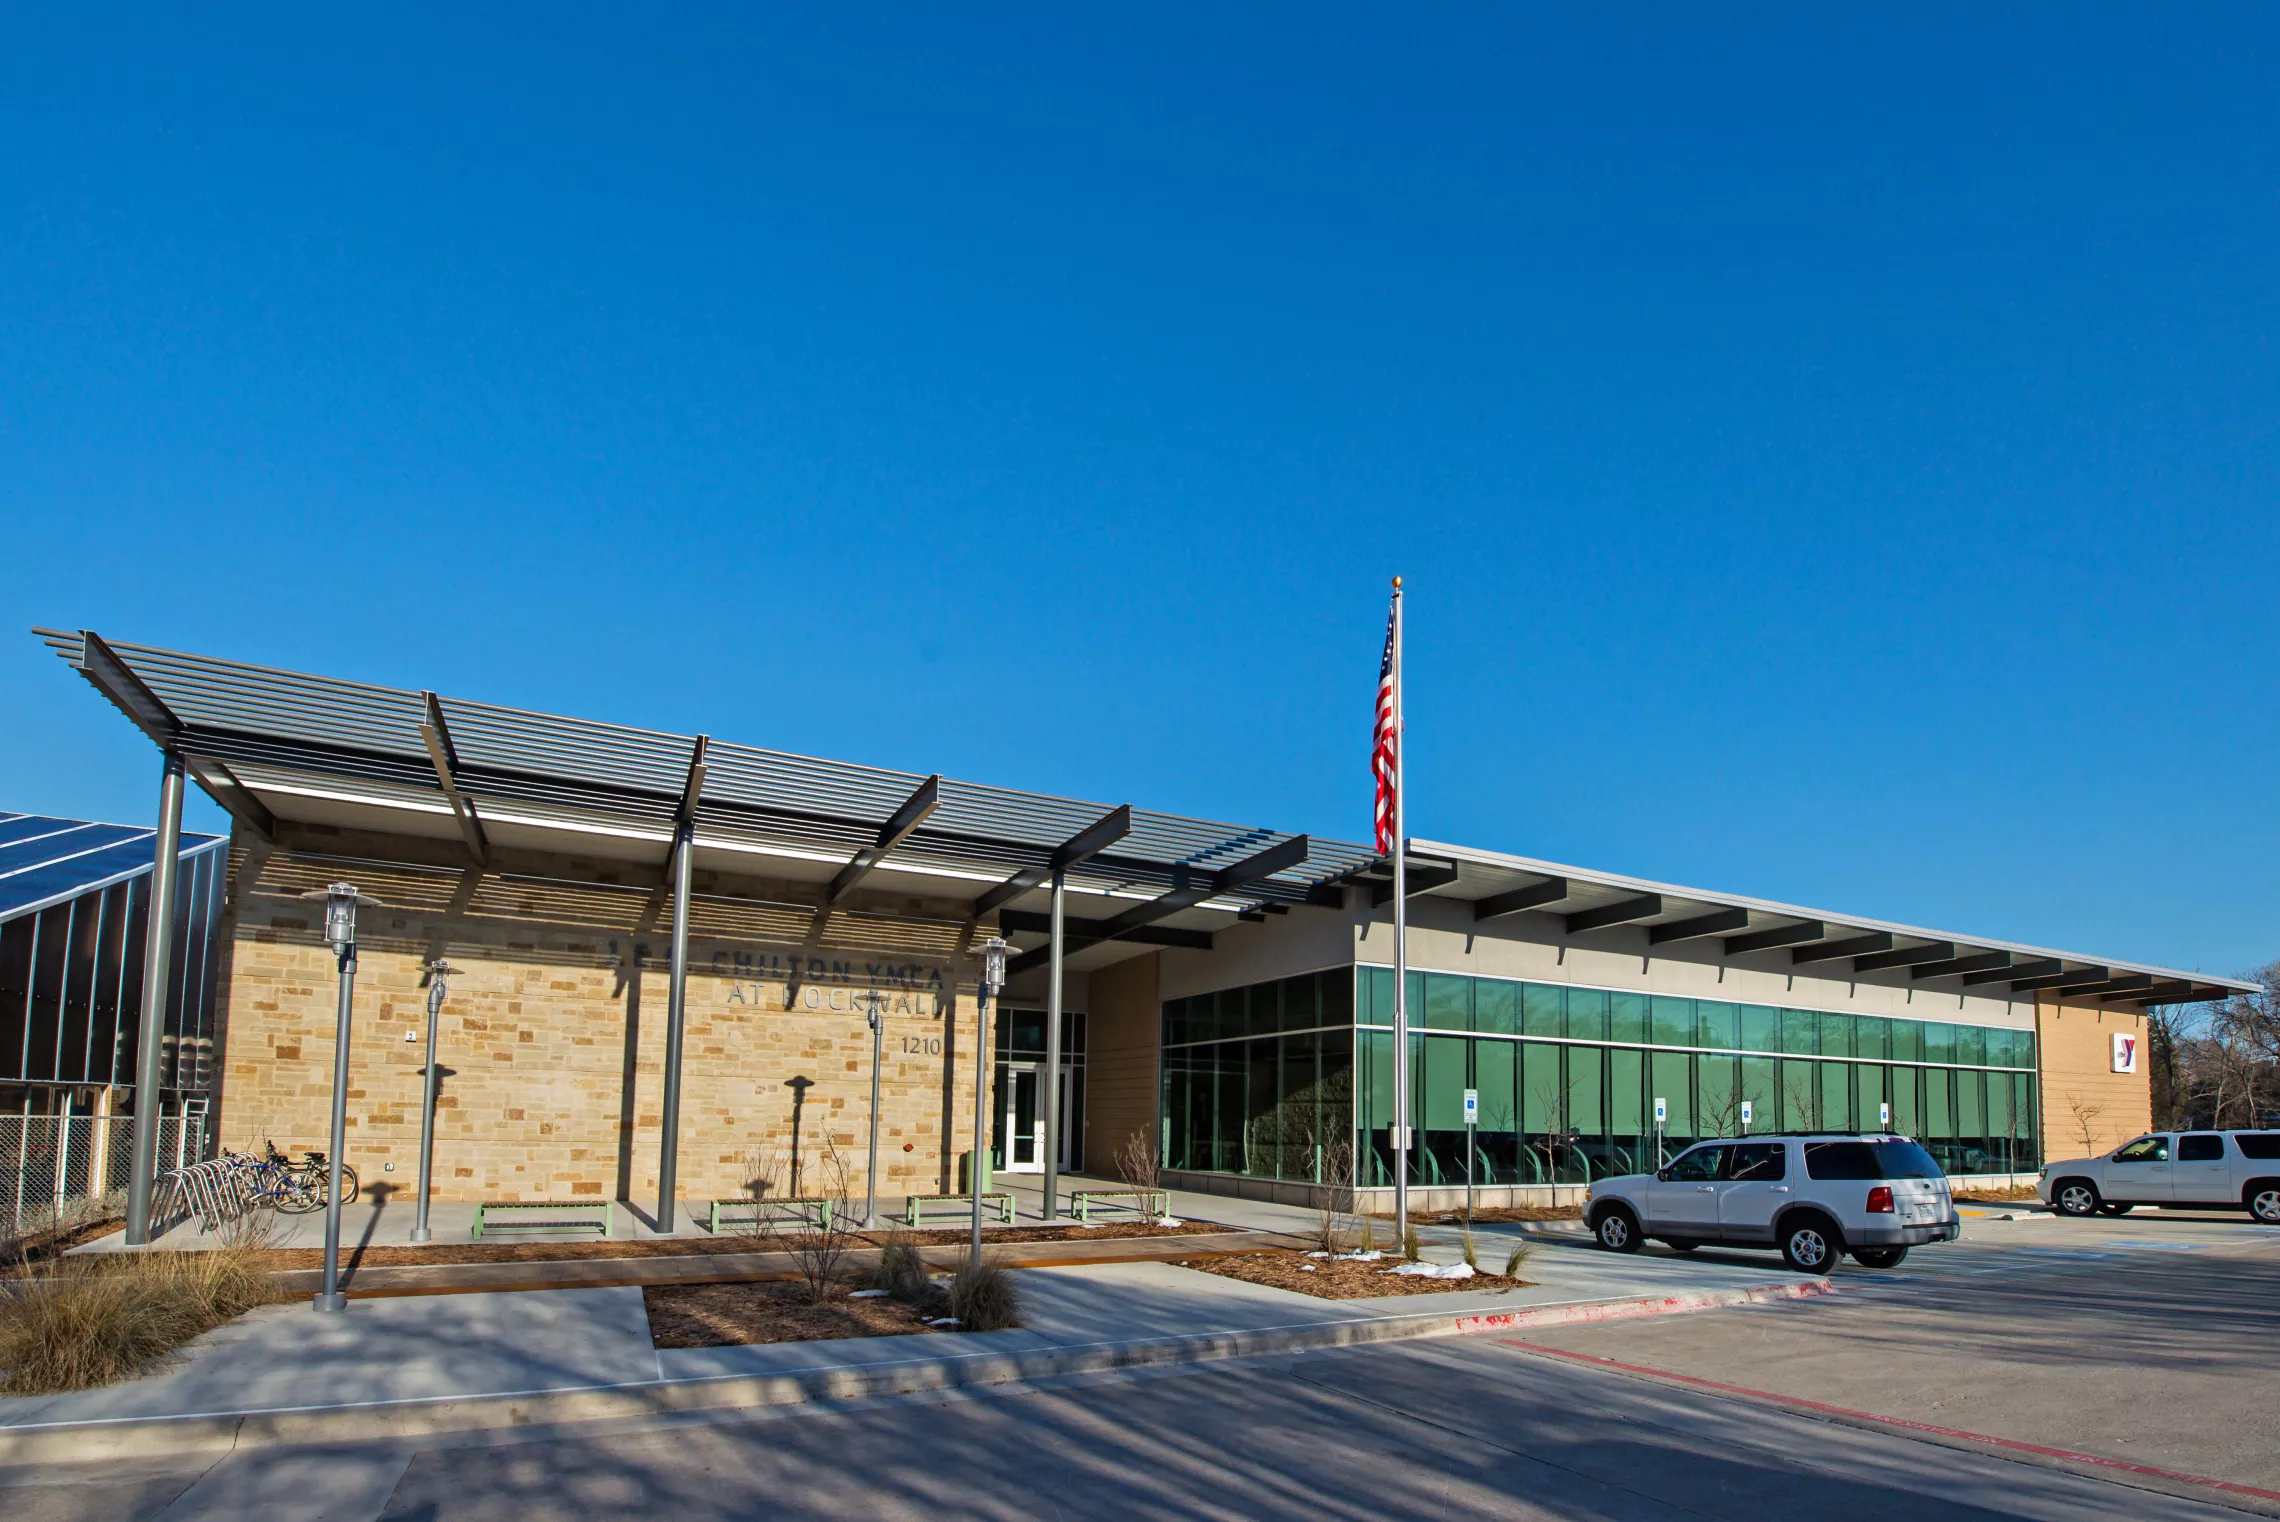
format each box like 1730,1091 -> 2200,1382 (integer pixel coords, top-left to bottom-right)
1373,604 -> 1398,855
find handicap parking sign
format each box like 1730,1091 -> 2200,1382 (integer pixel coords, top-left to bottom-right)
1462,1088 -> 1478,1124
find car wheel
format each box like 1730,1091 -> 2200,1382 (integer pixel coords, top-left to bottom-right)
2248,1184 -> 2280,1225
2098,1202 -> 2134,1217
1593,1205 -> 1641,1253
1852,1246 -> 1908,1268
1780,1216 -> 1840,1273
2052,1179 -> 2100,1217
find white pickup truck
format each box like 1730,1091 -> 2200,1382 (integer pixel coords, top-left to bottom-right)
2039,1130 -> 2280,1222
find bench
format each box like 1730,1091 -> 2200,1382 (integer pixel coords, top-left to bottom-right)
471,1201 -> 616,1240
708,1197 -> 835,1235
1070,1189 -> 1169,1224
905,1192 -> 1013,1227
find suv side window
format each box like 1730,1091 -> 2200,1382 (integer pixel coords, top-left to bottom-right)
1664,1146 -> 1723,1182
2178,1133 -> 2225,1162
1804,1142 -> 1882,1180
2237,1134 -> 2280,1161
2113,1136 -> 2171,1163
1725,1142 -> 1786,1182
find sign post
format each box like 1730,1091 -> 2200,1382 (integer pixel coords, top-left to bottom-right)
1740,1099 -> 1754,1135
1462,1087 -> 1478,1225
1653,1095 -> 1667,1168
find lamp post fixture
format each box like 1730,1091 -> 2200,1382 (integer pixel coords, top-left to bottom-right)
409,959 -> 456,1245
303,882 -> 382,1313
862,987 -> 885,1230
970,937 -> 1007,1261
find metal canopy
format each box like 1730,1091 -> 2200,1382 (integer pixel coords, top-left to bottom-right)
40,632 -> 1366,966
1367,837 -> 2254,1008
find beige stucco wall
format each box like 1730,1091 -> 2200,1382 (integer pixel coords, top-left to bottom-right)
214,824 -> 986,1206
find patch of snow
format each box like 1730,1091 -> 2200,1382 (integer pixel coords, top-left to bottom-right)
925,1316 -> 963,1326
1333,1250 -> 1384,1261
1305,1251 -> 1329,1258
1299,1264 -> 1319,1272
1154,1216 -> 1183,1226
847,1289 -> 890,1298
1386,1261 -> 1475,1279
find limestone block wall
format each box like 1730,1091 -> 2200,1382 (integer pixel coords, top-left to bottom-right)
213,825 -> 985,1206
2036,994 -> 2151,1160
1083,951 -> 1160,1177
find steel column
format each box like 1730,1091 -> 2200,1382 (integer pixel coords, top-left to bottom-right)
123,751 -> 185,1247
1041,871 -> 1065,1221
970,976 -> 993,1260
864,989 -> 884,1229
656,824 -> 694,1233
315,927 -> 357,1312
410,962 -> 450,1244
1390,581 -> 1410,1235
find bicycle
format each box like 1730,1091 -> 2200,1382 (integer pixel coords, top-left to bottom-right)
283,1144 -> 358,1208
254,1142 -> 325,1214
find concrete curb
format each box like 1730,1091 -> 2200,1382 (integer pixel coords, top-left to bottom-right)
0,1278 -> 1830,1465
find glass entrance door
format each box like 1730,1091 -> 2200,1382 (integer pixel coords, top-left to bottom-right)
1000,1062 -> 1044,1172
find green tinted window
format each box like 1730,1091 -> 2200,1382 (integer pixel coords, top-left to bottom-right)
1424,974 -> 1471,1032
2013,1073 -> 2035,1140
1782,1008 -> 1819,1055
1522,983 -> 1564,1037
1820,1012 -> 1854,1059
1854,1016 -> 1890,1060
1780,1059 -> 1820,1130
1423,1035 -> 1469,1129
1651,1050 -> 1693,1136
1217,988 -> 1246,1040
1697,1001 -> 1738,1051
1249,982 -> 1281,1037
1698,1053 -> 1739,1135
1520,1042 -> 1561,1131
1954,1025 -> 1985,1067
1650,997 -> 1694,1047
1360,967 -> 1393,1027
1956,1069 -> 1985,1139
1567,987 -> 1609,1042
1474,978 -> 1518,1035
1475,1039 -> 1517,1131
1858,1064 -> 1887,1128
1926,1068 -> 1954,1137
1892,1066 -> 1922,1135
1610,992 -> 1648,1044
1405,970 -> 1425,1026
1923,1021 -> 1956,1063
1891,1019 -> 1924,1063
1821,1062 -> 1854,1130
1568,1045 -> 1604,1134
1740,1056 -> 1779,1131
1609,1048 -> 1644,1135
1986,1070 -> 2012,1137
1741,1005 -> 1781,1053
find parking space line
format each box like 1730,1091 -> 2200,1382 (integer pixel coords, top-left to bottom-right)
1496,1339 -> 2280,1506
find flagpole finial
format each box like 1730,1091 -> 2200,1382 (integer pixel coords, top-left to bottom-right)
1391,575 -> 1402,590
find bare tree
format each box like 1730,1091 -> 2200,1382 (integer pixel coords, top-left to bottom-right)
1307,1130 -> 1359,1254
2066,1093 -> 2106,1154
768,1138 -> 857,1305
1115,1129 -> 1163,1214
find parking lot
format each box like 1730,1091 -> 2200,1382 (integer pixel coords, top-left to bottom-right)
1507,1203 -> 2280,1502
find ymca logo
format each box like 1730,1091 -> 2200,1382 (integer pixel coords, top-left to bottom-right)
2112,1032 -> 2139,1074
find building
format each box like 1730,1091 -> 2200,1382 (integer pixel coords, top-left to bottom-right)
1,810 -> 226,1231
35,628 -> 2253,1220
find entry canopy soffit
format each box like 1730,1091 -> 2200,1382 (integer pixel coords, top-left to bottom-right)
38,631 -> 1374,954
1340,839 -> 2254,1009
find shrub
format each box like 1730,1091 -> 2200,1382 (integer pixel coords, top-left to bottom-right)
1460,1225 -> 1480,1272
1402,1222 -> 1421,1263
0,1242 -> 283,1394
947,1256 -> 1021,1332
1503,1241 -> 1534,1279
869,1228 -> 930,1302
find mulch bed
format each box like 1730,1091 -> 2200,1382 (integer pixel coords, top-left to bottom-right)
3,1215 -> 127,1269
1411,1205 -> 1581,1224
1186,1248 -> 1532,1300
1954,1187 -> 2040,1205
245,1218 -> 1225,1271
644,1281 -> 948,1347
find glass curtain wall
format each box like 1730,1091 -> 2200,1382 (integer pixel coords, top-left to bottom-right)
1158,970 -> 1355,1183
0,844 -> 226,1113
1160,965 -> 2042,1189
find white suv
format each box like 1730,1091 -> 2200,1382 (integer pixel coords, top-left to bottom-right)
2039,1131 -> 2280,1222
1583,1134 -> 1961,1273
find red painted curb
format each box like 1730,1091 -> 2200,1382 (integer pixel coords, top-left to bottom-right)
1452,1279 -> 1831,1337
1500,1339 -> 2280,1505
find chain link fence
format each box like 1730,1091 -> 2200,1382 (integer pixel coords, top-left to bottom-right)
1,1112 -> 209,1241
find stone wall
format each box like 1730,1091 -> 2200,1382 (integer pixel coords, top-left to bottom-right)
2036,993 -> 2152,1160
214,823 -> 987,1207
1083,950 -> 1160,1180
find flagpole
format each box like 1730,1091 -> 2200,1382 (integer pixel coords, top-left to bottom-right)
1390,576 -> 1410,1237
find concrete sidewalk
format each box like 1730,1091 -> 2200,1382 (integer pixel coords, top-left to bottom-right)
0,1234 -> 1825,1464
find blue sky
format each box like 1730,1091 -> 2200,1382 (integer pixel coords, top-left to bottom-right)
2,9 -> 2272,977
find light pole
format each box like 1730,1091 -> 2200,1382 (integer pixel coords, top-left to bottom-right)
970,937 -> 1007,1262
863,987 -> 885,1230
304,882 -> 382,1313
409,959 -> 455,1245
